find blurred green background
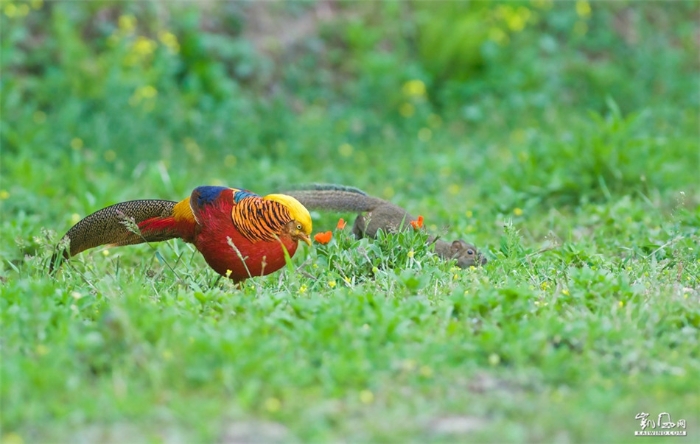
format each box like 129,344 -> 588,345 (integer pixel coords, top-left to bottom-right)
1,1 -> 699,442
2,0 -> 697,229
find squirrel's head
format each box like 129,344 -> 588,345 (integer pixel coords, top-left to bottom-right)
451,240 -> 487,268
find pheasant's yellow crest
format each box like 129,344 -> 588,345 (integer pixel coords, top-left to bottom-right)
264,194 -> 313,235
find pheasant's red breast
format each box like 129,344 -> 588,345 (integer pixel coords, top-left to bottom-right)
191,188 -> 299,280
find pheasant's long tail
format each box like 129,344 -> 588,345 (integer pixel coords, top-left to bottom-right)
50,199 -> 179,273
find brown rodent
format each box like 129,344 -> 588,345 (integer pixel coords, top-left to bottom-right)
284,185 -> 487,268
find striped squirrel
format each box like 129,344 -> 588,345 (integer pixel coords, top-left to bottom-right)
284,185 -> 487,268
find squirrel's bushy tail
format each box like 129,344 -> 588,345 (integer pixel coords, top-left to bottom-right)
289,183 -> 368,196
283,184 -> 385,213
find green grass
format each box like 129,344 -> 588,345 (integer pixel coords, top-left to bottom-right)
3,199 -> 699,442
1,1 -> 699,443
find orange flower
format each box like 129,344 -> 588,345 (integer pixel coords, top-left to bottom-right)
314,231 -> 332,244
337,218 -> 347,230
410,215 -> 424,230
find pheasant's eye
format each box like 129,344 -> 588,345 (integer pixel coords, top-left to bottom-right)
467,249 -> 474,255
297,224 -> 302,230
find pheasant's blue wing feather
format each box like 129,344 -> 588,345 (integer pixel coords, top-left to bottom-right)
233,189 -> 259,203
189,186 -> 261,219
191,186 -> 229,208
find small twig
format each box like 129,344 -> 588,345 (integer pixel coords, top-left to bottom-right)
294,257 -> 316,281
65,261 -> 99,293
525,245 -> 559,260
427,235 -> 440,247
358,247 -> 373,267
116,209 -> 181,279
299,270 -> 316,281
648,235 -> 684,259
227,236 -> 252,280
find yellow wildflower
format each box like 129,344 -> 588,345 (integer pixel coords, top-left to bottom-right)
138,85 -> 158,99
132,36 -> 157,57
338,143 -> 353,157
130,85 -> 158,106
158,31 -> 180,53
2,433 -> 23,444
576,0 -> 591,18
506,14 -> 526,32
359,390 -> 374,404
3,3 -> 17,18
399,103 -> 415,117
71,138 -> 83,150
402,79 -> 426,97
118,15 -> 136,33
264,397 -> 281,412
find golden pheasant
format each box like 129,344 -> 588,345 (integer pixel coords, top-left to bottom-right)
51,186 -> 312,282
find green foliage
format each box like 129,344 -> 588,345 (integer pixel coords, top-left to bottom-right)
497,98 -> 698,205
314,223 -> 435,284
415,1 -> 497,81
1,1 -> 699,442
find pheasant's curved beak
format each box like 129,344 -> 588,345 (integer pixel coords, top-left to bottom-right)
298,232 -> 312,246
